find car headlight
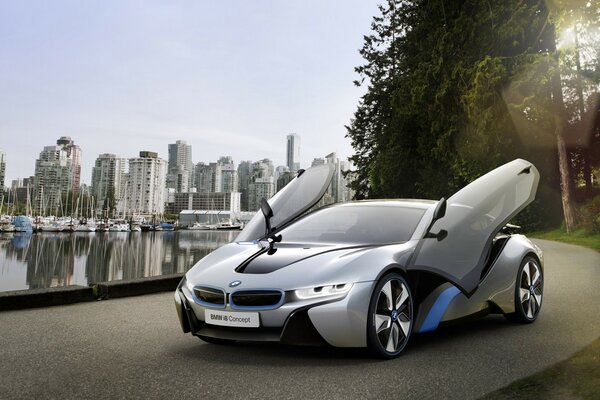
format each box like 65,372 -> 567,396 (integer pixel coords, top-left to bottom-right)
294,283 -> 353,300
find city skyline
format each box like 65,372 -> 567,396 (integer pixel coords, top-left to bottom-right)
0,1 -> 379,186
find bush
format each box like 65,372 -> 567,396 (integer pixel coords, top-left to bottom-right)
579,195 -> 600,234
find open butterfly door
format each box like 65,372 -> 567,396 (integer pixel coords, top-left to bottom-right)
409,159 -> 540,296
236,163 -> 335,242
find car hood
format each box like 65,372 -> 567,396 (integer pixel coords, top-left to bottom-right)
185,240 -> 415,291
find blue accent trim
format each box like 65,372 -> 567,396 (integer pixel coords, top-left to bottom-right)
419,286 -> 461,333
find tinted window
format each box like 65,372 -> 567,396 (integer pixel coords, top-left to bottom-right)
279,205 -> 426,245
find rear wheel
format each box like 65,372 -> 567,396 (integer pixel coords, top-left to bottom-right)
506,256 -> 543,323
367,273 -> 413,358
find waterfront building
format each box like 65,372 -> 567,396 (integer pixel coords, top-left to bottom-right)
90,153 -> 127,212
194,162 -> 216,193
274,165 -> 289,181
216,156 -> 237,193
170,191 -> 241,216
286,133 -> 301,172
237,160 -> 252,211
247,158 -> 275,211
33,137 -> 81,214
126,151 -> 167,215
276,171 -> 295,192
166,166 -> 190,193
0,150 -> 5,196
12,177 -> 34,205
11,179 -> 22,191
324,152 -> 355,203
167,140 -> 193,192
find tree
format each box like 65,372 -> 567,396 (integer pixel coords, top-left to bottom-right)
347,0 -> 598,231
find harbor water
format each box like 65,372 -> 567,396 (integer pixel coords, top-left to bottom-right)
0,230 -> 238,292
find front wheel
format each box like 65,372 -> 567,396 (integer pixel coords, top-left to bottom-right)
506,256 -> 543,323
367,273 -> 413,358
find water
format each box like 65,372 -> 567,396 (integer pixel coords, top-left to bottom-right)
0,230 -> 238,292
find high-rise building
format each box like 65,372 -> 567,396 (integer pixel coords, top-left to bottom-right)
91,153 -> 127,212
167,140 -> 193,192
215,156 -> 238,193
194,162 -> 216,193
57,136 -> 81,194
276,171 -> 295,192
33,137 -> 81,214
237,160 -> 252,211
0,150 -> 5,196
324,152 -> 354,203
286,133 -> 301,172
247,158 -> 275,211
126,151 -> 167,215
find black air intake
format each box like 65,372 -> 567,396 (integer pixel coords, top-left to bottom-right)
230,290 -> 283,308
194,287 -> 225,306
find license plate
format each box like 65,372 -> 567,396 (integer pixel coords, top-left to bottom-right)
204,310 -> 260,328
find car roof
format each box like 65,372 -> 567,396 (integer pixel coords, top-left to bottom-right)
335,199 -> 438,210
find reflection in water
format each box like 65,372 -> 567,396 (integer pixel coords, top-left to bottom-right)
0,231 -> 237,292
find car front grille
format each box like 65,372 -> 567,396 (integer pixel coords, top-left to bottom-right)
230,290 -> 283,308
193,287 -> 225,307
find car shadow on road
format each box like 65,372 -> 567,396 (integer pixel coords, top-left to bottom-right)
168,314 -> 518,366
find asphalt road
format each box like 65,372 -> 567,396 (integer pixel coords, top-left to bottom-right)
1,239 -> 598,400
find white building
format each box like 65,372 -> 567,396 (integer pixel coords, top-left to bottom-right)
286,133 -> 301,172
216,156 -> 238,193
167,140 -> 193,192
33,137 -> 81,214
126,151 -> 167,215
324,152 -> 354,203
91,153 -> 127,212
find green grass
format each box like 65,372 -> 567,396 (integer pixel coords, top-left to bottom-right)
481,337 -> 600,400
529,227 -> 600,252
481,227 -> 600,399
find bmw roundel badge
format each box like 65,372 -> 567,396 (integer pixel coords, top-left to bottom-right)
229,280 -> 242,287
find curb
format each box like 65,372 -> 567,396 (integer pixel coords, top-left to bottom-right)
0,285 -> 95,311
93,273 -> 184,300
0,274 -> 184,311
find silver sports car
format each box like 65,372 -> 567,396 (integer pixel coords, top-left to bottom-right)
174,159 -> 544,358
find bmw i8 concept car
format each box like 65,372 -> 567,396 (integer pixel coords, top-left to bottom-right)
174,159 -> 544,358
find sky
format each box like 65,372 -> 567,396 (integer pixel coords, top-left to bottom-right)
0,0 -> 380,186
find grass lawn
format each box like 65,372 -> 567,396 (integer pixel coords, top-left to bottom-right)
481,337 -> 600,400
529,227 -> 600,252
481,228 -> 599,399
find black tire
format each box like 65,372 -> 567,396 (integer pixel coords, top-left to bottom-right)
367,273 -> 413,359
505,256 -> 543,323
198,336 -> 235,345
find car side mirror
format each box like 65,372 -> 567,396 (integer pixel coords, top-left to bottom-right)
425,229 -> 447,241
260,198 -> 274,234
432,197 -> 446,221
260,198 -> 273,219
424,197 -> 446,238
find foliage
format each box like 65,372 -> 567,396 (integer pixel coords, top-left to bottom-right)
580,195 -> 600,234
347,0 -> 600,230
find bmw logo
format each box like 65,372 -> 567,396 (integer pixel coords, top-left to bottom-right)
229,280 -> 242,287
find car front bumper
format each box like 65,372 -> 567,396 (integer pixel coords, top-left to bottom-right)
174,280 -> 374,348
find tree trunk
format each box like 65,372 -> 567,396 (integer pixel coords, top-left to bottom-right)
549,23 -> 577,233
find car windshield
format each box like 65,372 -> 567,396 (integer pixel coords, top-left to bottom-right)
279,204 -> 426,245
